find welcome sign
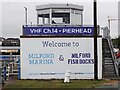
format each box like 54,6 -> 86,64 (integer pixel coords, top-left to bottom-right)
21,37 -> 102,79
23,26 -> 94,35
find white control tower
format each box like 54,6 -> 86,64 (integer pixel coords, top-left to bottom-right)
36,4 -> 84,26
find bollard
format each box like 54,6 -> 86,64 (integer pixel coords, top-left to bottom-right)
64,70 -> 71,83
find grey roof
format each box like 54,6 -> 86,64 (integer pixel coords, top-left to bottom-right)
36,4 -> 84,11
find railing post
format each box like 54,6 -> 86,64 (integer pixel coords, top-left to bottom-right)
3,60 -> 6,80
18,58 -> 20,80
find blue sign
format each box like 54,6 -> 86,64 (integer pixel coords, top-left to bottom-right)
23,26 -> 94,35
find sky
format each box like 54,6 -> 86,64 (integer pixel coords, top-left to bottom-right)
0,0 -> 119,38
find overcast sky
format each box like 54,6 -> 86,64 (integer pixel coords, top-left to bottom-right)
0,0 -> 119,38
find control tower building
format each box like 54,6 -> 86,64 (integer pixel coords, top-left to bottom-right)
20,4 -> 102,80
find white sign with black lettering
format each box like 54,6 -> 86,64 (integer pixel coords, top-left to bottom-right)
21,38 -> 102,79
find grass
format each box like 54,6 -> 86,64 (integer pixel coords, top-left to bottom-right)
3,79 -> 106,89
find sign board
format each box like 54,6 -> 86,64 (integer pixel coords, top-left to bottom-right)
23,26 -> 94,35
21,37 -> 102,79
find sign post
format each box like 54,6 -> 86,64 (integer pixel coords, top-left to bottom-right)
94,0 -> 98,80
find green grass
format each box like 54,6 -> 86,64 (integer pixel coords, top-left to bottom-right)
3,79 -> 106,89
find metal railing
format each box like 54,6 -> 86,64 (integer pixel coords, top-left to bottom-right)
103,27 -> 119,76
107,37 -> 119,76
106,30 -> 119,76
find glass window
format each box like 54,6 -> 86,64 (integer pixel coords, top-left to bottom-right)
52,9 -> 70,24
38,14 -> 49,24
75,13 -> 82,25
52,13 -> 70,24
71,9 -> 82,25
